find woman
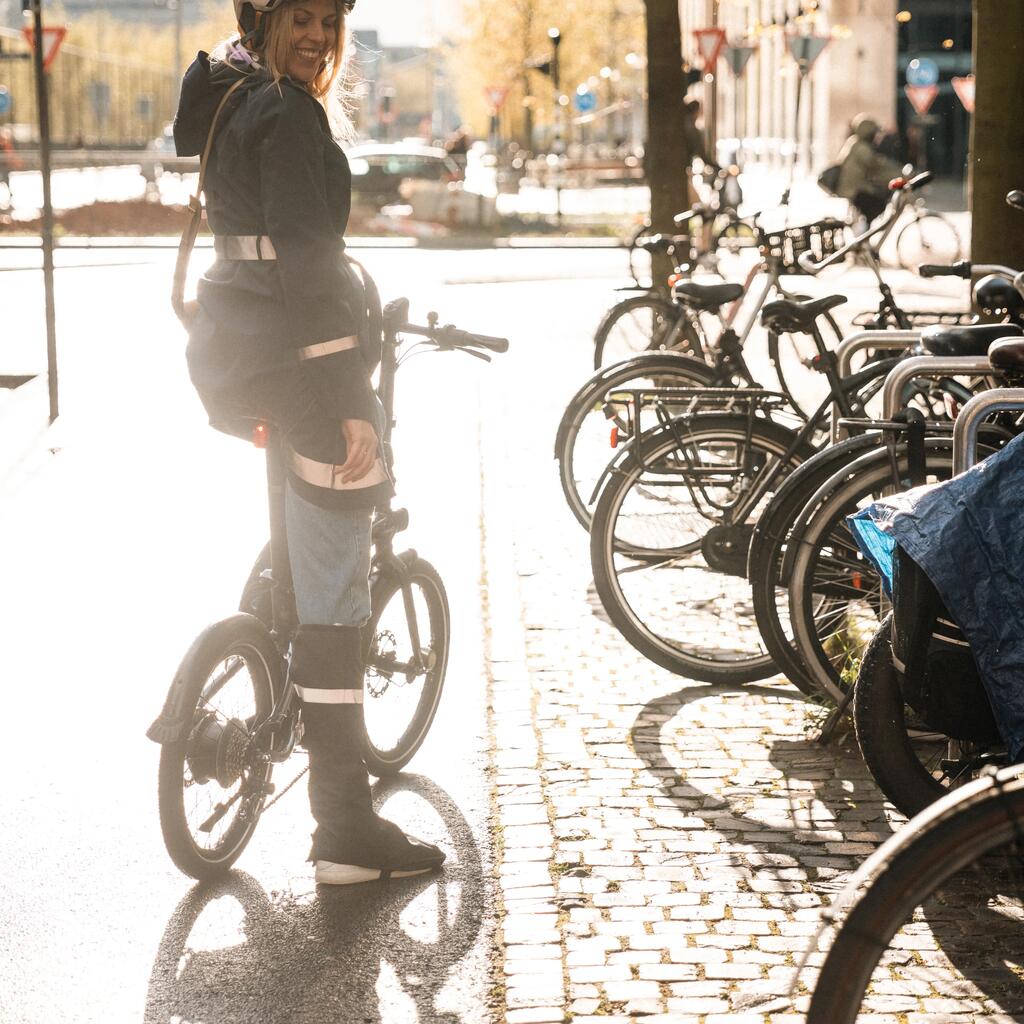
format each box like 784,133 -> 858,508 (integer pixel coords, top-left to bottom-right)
173,0 -> 445,885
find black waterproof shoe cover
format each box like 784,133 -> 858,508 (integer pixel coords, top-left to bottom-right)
312,817 -> 446,885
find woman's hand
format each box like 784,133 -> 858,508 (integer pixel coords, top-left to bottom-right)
339,418 -> 379,484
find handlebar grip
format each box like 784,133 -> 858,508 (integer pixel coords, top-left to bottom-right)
918,259 -> 972,279
469,333 -> 510,353
1008,190 -> 1024,211
906,170 -> 934,191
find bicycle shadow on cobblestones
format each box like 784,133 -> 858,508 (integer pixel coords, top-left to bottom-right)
144,775 -> 488,1024
629,682 -> 897,889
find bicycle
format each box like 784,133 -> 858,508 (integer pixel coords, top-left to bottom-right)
146,299 -> 508,879
894,195 -> 964,271
802,763 -> 1024,1024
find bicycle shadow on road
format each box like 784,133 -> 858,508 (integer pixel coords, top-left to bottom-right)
144,775 -> 489,1024
629,681 -> 897,888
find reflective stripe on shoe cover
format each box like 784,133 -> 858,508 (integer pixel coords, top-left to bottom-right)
295,685 -> 363,704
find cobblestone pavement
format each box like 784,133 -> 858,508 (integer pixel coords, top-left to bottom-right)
475,275 -> 1019,1024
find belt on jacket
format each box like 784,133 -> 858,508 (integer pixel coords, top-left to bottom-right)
215,234 -> 278,260
289,448 -> 390,491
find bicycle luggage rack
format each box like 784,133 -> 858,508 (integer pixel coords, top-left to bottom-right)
606,386 -> 787,445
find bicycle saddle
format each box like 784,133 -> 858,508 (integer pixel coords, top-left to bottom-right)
672,280 -> 744,310
640,234 -> 690,254
987,335 -> 1024,373
920,322 -> 1023,358
759,294 -> 846,333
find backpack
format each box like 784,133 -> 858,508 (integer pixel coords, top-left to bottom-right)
816,163 -> 842,197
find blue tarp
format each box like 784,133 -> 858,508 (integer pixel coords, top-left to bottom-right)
846,431 -> 1024,761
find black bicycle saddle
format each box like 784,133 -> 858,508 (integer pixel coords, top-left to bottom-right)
672,280 -> 744,310
920,322 -> 1023,358
759,294 -> 846,334
988,334 -> 1024,372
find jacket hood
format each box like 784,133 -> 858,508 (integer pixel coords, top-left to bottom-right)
852,115 -> 880,141
173,50 -> 254,157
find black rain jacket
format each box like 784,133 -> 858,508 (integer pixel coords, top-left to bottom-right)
174,51 -> 391,509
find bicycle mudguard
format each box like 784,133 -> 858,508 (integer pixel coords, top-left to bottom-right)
147,614 -> 283,745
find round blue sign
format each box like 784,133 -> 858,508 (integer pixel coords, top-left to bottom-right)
573,89 -> 597,113
906,57 -> 939,87
0,87 -> 11,117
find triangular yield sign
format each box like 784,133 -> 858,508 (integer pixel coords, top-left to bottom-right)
22,26 -> 67,73
693,28 -> 727,73
952,75 -> 975,113
724,45 -> 757,78
904,84 -> 939,116
786,33 -> 829,72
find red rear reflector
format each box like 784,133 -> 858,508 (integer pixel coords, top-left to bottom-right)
668,272 -> 684,287
888,176 -> 906,191
253,422 -> 269,449
852,571 -> 862,590
610,426 -> 620,448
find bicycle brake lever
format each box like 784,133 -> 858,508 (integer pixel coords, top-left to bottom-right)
461,348 -> 492,362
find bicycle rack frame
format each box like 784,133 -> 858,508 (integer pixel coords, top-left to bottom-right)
880,355 -> 994,421
953,388 -> 1024,473
835,330 -> 922,379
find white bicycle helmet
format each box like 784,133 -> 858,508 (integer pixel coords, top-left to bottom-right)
234,0 -> 355,47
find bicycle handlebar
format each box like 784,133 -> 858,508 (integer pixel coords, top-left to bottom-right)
918,260 -> 972,279
1007,190 -> 1024,212
400,320 -> 510,355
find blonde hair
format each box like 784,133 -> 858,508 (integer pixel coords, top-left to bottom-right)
261,0 -> 347,103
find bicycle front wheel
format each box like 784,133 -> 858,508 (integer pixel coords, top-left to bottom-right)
157,614 -> 282,879
589,413 -> 813,683
806,766 -> 1024,1024
593,295 -> 702,369
554,352 -> 718,532
896,211 -> 963,271
362,557 -> 450,776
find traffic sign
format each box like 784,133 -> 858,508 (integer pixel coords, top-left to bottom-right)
724,44 -> 757,78
905,84 -> 939,116
21,25 -> 66,73
483,84 -> 508,112
906,57 -> 939,87
573,87 -> 597,113
952,75 -> 975,113
693,28 -> 727,73
786,33 -> 829,73
0,86 -> 10,116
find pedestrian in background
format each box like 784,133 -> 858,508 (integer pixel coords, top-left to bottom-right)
172,0 -> 445,886
835,113 -> 902,226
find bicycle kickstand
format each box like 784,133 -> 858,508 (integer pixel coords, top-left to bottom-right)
814,685 -> 856,746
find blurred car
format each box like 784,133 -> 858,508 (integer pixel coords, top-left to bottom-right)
346,142 -> 463,207
141,123 -> 197,183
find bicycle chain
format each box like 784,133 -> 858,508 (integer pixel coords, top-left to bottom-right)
261,753 -> 309,813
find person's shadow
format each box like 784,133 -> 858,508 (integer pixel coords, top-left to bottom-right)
144,775 -> 487,1024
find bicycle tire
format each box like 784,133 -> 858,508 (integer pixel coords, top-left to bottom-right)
554,352 -> 718,532
157,614 -> 282,880
806,766 -> 1024,1024
362,557 -> 450,777
896,211 -> 963,272
766,308 -> 844,423
748,433 -> 882,698
787,443 -> 954,703
589,413 -> 814,684
593,294 -> 703,369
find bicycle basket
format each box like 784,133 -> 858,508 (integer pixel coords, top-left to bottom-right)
757,218 -> 847,274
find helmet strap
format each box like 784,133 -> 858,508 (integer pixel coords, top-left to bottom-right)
237,6 -> 266,51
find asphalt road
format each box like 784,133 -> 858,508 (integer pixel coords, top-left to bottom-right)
0,245 -> 966,1024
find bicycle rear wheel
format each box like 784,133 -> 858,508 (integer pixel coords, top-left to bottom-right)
362,557 -> 449,776
593,294 -> 703,369
157,614 -> 281,879
589,413 -> 812,683
806,767 -> 1024,1024
554,353 -> 718,532
896,211 -> 963,271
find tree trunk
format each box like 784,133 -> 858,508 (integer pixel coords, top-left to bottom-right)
644,0 -> 690,283
970,0 -> 1024,272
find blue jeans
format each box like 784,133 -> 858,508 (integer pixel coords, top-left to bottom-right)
285,481 -> 373,627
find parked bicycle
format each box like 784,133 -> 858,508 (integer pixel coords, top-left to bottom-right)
146,300 -> 508,879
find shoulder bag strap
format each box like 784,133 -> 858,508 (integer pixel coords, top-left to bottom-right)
171,76 -> 248,324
